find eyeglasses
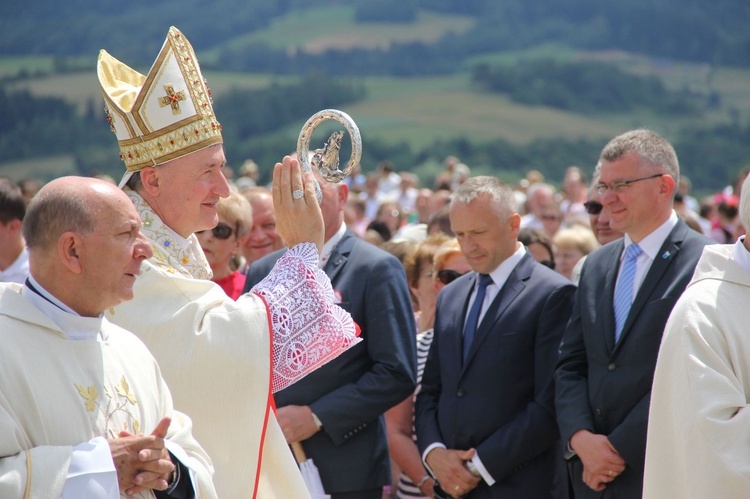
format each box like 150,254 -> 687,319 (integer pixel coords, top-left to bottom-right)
197,223 -> 235,240
583,200 -> 603,215
436,269 -> 467,285
594,173 -> 664,195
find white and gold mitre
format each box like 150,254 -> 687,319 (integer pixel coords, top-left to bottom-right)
97,26 -> 222,176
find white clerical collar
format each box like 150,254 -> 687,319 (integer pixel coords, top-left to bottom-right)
320,222 -> 347,269
622,210 -> 678,261
731,236 -> 750,274
22,276 -> 104,341
486,242 -> 526,288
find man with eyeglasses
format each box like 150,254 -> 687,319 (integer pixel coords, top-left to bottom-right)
415,176 -> 575,498
569,172 -> 624,284
555,129 -> 714,498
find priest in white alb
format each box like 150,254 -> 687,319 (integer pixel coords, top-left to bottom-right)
0,177 -> 216,498
644,174 -> 750,498
98,26 -> 360,498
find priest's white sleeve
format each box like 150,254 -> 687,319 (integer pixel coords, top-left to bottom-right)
250,242 -> 361,393
61,437 -> 118,499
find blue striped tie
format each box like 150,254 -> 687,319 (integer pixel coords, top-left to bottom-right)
614,243 -> 642,342
463,274 -> 493,360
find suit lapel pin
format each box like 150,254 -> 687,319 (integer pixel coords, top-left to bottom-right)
662,251 -> 671,259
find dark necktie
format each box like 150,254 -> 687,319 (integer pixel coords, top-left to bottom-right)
463,274 -> 493,361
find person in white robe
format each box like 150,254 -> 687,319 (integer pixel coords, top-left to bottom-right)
0,181 -> 29,283
0,177 -> 216,498
98,27 -> 360,498
644,173 -> 750,498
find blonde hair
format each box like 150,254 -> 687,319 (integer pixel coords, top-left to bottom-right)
217,187 -> 253,238
553,226 -> 600,255
403,233 -> 450,288
433,238 -> 463,273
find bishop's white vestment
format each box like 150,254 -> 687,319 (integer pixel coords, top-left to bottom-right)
107,189 -> 359,498
644,242 -> 750,498
0,282 -> 216,498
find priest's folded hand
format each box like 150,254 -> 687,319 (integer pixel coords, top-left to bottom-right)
109,416 -> 175,494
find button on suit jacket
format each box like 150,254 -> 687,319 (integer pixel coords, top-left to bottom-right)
555,219 -> 713,498
416,253 -> 575,498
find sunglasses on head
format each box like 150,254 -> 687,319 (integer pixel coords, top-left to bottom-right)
583,200 -> 603,215
437,269 -> 467,285
197,223 -> 235,240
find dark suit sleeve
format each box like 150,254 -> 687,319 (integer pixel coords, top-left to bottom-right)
476,282 -> 575,480
310,254 -> 417,446
555,267 -> 597,447
607,391 -> 650,473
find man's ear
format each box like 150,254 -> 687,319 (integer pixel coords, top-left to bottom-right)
7,219 -> 21,235
58,232 -> 83,274
139,167 -> 160,196
509,213 -> 522,237
338,182 -> 349,205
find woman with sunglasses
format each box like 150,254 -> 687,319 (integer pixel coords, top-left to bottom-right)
386,236 -> 470,499
196,189 -> 252,300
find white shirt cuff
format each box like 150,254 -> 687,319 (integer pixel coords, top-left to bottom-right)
421,442 -> 446,478
471,453 -> 495,486
62,436 -> 119,499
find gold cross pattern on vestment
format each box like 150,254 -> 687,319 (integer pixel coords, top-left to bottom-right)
158,84 -> 186,114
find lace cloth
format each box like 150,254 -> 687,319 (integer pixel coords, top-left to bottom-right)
252,243 -> 361,393
125,187 -> 360,392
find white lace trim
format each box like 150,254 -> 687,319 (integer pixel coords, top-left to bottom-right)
251,243 -> 361,393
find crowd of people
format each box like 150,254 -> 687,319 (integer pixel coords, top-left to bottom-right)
2,25 -> 750,499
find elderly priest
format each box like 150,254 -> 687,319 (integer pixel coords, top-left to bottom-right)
98,26 -> 359,498
0,177 -> 216,498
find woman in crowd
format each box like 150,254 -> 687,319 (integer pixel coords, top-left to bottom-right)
196,189 -> 252,300
518,227 -> 556,270
386,236 -> 470,498
552,225 -> 600,282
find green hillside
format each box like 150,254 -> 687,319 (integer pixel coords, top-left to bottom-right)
1,1 -> 749,191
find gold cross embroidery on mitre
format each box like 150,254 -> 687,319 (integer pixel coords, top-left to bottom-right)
158,84 -> 187,114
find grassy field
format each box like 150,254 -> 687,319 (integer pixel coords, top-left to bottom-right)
0,155 -> 78,181
201,5 -> 474,61
2,3 -> 748,181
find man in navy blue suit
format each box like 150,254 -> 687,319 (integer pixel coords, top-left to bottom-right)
554,129 -> 714,498
415,176 -> 575,498
244,165 -> 416,499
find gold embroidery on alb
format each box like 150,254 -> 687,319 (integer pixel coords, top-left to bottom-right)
74,375 -> 140,438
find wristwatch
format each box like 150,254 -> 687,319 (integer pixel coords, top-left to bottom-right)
465,460 -> 481,477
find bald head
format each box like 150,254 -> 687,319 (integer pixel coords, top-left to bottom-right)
24,178 -> 123,251
23,177 -> 152,316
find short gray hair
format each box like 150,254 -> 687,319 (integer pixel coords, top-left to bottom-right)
600,129 -> 679,184
451,176 -> 516,217
23,185 -> 95,251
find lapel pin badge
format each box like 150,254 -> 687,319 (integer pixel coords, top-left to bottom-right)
662,251 -> 670,259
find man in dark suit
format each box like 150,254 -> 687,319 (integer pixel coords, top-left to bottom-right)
554,129 -> 714,498
415,176 -> 576,498
243,166 -> 417,499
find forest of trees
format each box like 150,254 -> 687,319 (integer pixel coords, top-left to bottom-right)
1,0 -> 749,189
2,0 -> 749,67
